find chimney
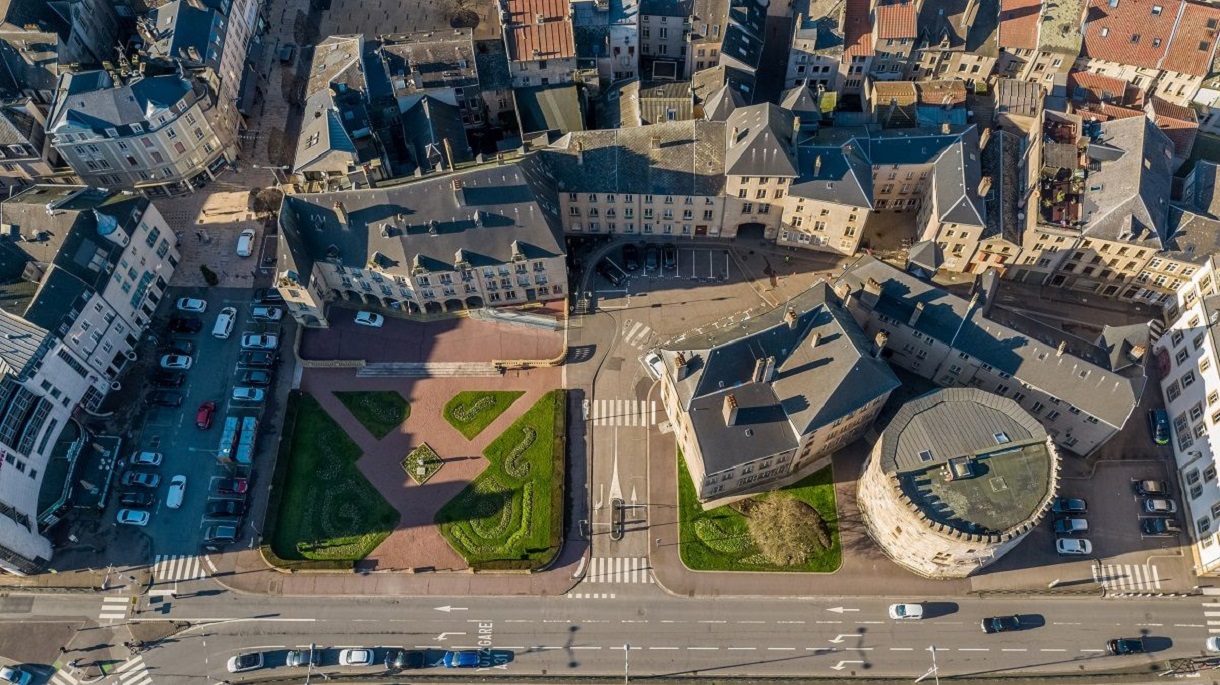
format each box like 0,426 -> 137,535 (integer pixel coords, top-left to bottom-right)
442,137 -> 455,170
731,126 -> 740,143
814,155 -> 823,176
1128,343 -> 1147,362
575,140 -> 584,164
941,121 -> 951,134
809,332 -> 821,348
675,352 -> 689,380
451,177 -> 463,204
784,308 -> 798,329
791,116 -> 801,145
333,201 -> 349,228
874,331 -> 889,358
762,355 -> 776,382
752,357 -> 768,383
864,277 -> 883,297
650,135 -> 661,150
1056,340 -> 1067,357
723,393 -> 739,426
979,127 -> 991,150
977,175 -> 992,197
908,301 -> 925,327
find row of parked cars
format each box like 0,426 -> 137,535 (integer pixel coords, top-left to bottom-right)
594,243 -> 682,287
227,648 -> 480,673
1049,496 -> 1092,556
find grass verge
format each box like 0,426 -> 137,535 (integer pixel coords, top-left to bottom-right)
677,455 -> 841,572
437,390 -> 566,570
334,390 -> 410,440
269,392 -> 400,561
442,390 -> 525,440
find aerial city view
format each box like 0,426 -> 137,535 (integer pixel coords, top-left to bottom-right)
4,0 -> 1220,681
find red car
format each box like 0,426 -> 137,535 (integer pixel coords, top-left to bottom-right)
216,478 -> 249,495
196,401 -> 216,429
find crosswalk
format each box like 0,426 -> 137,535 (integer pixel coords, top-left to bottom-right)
590,400 -> 657,427
114,655 -> 151,685
585,557 -> 654,584
153,554 -> 207,583
621,321 -> 656,350
1203,602 -> 1220,633
1092,562 -> 1162,593
50,667 -> 80,685
98,595 -> 130,622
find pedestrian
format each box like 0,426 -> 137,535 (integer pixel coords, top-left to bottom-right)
58,646 -> 67,655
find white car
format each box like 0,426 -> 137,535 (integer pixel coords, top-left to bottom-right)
167,475 -> 186,509
241,333 -> 279,350
0,666 -> 31,685
888,603 -> 924,620
1207,636 -> 1220,652
236,228 -> 256,257
232,387 -> 266,402
116,509 -> 150,526
354,311 -> 384,327
130,451 -> 163,467
160,354 -> 193,370
176,297 -> 207,313
212,306 -> 237,339
642,351 -> 665,379
226,653 -> 263,673
1056,537 -> 1093,555
1143,498 -> 1178,515
251,306 -> 283,322
339,648 -> 374,666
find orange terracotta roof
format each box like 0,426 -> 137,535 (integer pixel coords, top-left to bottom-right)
1074,102 -> 1143,121
844,0 -> 874,56
505,0 -> 575,61
1082,0 -> 1182,70
1068,71 -> 1138,103
875,1 -> 917,40
999,0 -> 1041,50
1150,95 -> 1197,121
1150,96 -> 1199,157
1161,1 -> 1220,77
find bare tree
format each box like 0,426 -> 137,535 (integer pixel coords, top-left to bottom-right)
746,496 -> 828,566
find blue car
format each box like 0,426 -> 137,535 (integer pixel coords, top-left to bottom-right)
1148,409 -> 1170,445
443,650 -> 480,668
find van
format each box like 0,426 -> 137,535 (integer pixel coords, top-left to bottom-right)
212,306 -> 237,339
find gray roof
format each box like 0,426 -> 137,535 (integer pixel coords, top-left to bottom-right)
639,0 -> 690,17
377,30 -> 479,91
399,95 -> 473,171
47,71 -> 196,135
1185,160 -> 1220,218
0,29 -> 62,98
515,84 -> 585,137
792,0 -> 845,54
702,84 -> 744,122
661,282 -> 899,474
0,307 -> 48,377
780,84 -> 822,120
907,239 -> 943,272
994,78 -> 1043,119
719,0 -> 767,71
1080,116 -> 1174,245
788,142 -> 873,207
1163,206 -> 1220,266
538,120 -> 727,196
638,81 -> 694,124
0,100 -> 36,148
1095,322 -> 1153,373
278,163 -> 563,279
930,126 -> 986,227
143,0 -> 226,72
917,0 -> 1000,57
474,38 -> 512,92
835,256 -> 1143,428
725,103 -> 798,177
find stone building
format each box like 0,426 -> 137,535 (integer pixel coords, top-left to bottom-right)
858,387 -> 1061,578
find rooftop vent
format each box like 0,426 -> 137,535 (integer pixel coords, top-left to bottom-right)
918,449 -> 934,463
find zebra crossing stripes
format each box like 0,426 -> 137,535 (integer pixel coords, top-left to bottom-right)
590,400 -> 656,427
153,554 -> 206,583
98,595 -> 129,622
50,668 -> 80,685
621,321 -> 655,350
1092,563 -> 1162,593
115,655 -> 151,685
568,592 -> 617,599
585,557 -> 654,584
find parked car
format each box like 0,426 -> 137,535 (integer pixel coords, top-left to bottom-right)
226,653 -> 263,673
232,387 -> 265,402
339,649 -> 374,666
119,492 -> 155,508
212,307 -> 237,339
888,603 -> 923,620
278,43 -> 295,64
385,650 -> 425,670
196,401 -> 216,429
162,338 -> 195,355
662,243 -> 677,270
1148,409 -> 1171,445
1206,636 -> 1220,653
240,333 -> 278,350
1107,637 -> 1146,655
239,350 -> 277,368
255,288 -> 284,305
1142,517 -> 1181,536
121,471 -> 160,489
645,244 -> 660,271
981,615 -> 1022,634
116,509 -> 149,526
251,306 -> 283,322
1136,479 -> 1171,497
286,649 -> 321,667
205,499 -> 246,518
148,391 -> 183,407
236,228 -> 256,257
1053,517 -> 1088,535
205,524 -> 239,544
443,650 -> 480,668
130,451 -> 163,467
595,259 -> 626,287
643,351 -> 665,380
160,354 -> 193,370
354,311 -> 384,327
0,666 -> 32,685
1143,498 -> 1178,514
216,478 -> 249,495
622,243 -> 640,271
150,370 -> 184,388
239,370 -> 272,386
168,316 -> 202,334
1051,497 -> 1087,514
1056,538 -> 1093,555
176,297 -> 207,313
166,475 -> 186,509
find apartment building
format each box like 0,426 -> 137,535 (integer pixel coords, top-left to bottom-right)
0,100 -> 57,190
840,0 -> 873,94
723,104 -> 799,238
871,0 -> 918,81
911,0 -> 1000,85
637,0 -> 689,80
996,0 -> 1086,88
785,0 -> 844,92
570,0 -> 640,85
275,164 -> 566,327
379,30 -> 487,129
0,0 -> 119,69
835,256 -> 1144,456
503,0 -> 578,88
780,133 -> 872,254
658,282 -> 899,503
0,184 -> 179,574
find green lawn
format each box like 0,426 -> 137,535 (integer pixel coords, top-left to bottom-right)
334,390 -> 410,440
678,456 -> 841,572
436,390 -> 565,569
402,443 -> 443,485
443,390 -> 525,440
269,393 -> 400,561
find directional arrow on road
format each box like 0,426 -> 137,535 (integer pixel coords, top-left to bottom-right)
830,660 -> 865,671
828,634 -> 860,644
435,632 -> 466,641
434,606 -> 468,613
826,607 -> 859,614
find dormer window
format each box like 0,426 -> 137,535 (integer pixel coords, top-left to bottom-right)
1151,4 -> 1162,14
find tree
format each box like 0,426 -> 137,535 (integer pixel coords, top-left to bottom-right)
745,496 -> 828,566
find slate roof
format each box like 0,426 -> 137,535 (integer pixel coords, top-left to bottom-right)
47,71 -> 195,135
1079,115 -> 1174,244
719,0 -> 767,70
400,96 -> 473,170
929,125 -> 986,227
0,307 -> 48,377
637,81 -> 695,124
377,30 -> 479,92
836,256 -> 1144,429
474,38 -> 512,91
917,0 -> 1000,57
702,84 -> 745,122
980,128 -> 1023,242
0,29 -> 61,98
1095,321 -> 1153,372
537,119 -> 727,195
0,101 -> 37,148
305,36 -> 365,101
1163,206 -> 1220,265
295,37 -> 375,174
143,0 -> 226,72
505,0 -> 575,60
1184,159 -> 1220,217
515,84 -> 584,136
278,163 -> 563,279
724,103 -> 798,177
780,84 -> 822,120
639,0 -> 690,17
998,0 -> 1040,50
788,141 -> 873,207
661,282 -> 900,474
792,0 -> 845,55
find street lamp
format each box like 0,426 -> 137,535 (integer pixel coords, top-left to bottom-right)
623,643 -> 629,684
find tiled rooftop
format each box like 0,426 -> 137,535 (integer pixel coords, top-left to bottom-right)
875,0 -> 917,40
998,0 -> 1040,51
843,0 -> 873,57
1082,0 -> 1180,71
505,0 -> 575,60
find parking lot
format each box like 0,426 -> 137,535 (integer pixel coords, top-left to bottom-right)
113,287 -> 291,576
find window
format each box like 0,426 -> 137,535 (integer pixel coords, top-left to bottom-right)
1183,370 -> 1197,387
1151,4 -> 1162,14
